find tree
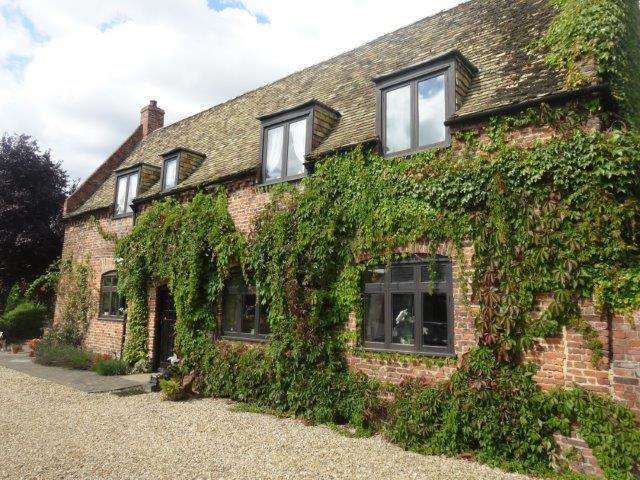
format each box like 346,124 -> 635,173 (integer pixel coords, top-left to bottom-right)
0,134 -> 70,309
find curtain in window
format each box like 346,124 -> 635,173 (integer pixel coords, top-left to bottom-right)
265,126 -> 284,180
287,119 -> 306,176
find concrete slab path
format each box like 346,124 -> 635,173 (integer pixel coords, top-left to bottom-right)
0,350 -> 149,393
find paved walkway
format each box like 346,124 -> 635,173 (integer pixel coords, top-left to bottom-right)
0,350 -> 149,393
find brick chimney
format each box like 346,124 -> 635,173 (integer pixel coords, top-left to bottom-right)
140,100 -> 164,137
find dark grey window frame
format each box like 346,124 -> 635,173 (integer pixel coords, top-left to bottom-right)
259,106 -> 314,186
113,167 -> 141,219
160,154 -> 180,191
98,271 -> 125,321
221,271 -> 269,342
362,257 -> 454,356
375,58 -> 455,157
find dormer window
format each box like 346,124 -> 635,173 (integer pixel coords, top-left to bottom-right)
258,100 -> 340,185
263,116 -> 309,183
114,168 -> 139,217
374,52 -> 475,157
162,155 -> 178,190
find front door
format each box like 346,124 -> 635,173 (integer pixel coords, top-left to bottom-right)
154,286 -> 176,370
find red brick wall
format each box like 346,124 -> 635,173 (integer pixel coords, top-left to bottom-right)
54,210 -> 133,356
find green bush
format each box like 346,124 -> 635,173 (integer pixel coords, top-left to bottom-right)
92,358 -> 129,376
34,341 -> 94,370
0,301 -> 47,342
3,283 -> 23,313
159,378 -> 186,401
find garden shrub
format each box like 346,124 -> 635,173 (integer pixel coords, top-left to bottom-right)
159,378 -> 186,401
34,340 -> 94,370
0,301 -> 47,342
92,357 -> 129,376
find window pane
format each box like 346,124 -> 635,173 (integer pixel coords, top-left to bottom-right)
265,126 -> 284,180
115,176 -> 128,215
385,84 -> 411,154
287,119 -> 307,176
223,293 -> 241,333
258,302 -> 270,335
422,293 -> 448,346
421,263 -> 445,282
110,290 -> 119,316
116,293 -> 125,318
163,157 -> 178,189
364,293 -> 385,343
391,264 -> 414,283
418,75 -> 446,146
392,293 -> 415,345
126,173 -> 138,213
100,292 -> 111,317
241,294 -> 256,334
364,267 -> 385,284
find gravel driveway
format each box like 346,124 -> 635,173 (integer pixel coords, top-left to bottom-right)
0,366 -> 532,480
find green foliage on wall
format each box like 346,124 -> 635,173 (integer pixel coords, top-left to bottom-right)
114,102 -> 640,477
387,347 -> 640,477
534,0 -> 640,125
53,258 -> 93,346
116,190 -> 245,365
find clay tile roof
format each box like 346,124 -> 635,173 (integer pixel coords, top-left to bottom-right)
68,0 -> 568,217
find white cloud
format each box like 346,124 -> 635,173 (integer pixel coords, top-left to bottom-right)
0,0 -> 465,181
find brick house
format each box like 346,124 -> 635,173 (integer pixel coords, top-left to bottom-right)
57,0 -> 639,430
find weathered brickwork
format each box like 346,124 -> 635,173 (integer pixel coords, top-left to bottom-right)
54,211 -> 133,356
553,431 -> 605,478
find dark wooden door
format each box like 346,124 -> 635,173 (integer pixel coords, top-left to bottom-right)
154,286 -> 176,370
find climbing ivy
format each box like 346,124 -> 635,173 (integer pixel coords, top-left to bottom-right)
534,0 -> 640,125
114,103 -> 640,477
115,190 -> 245,364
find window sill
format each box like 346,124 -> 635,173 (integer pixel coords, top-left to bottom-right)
112,212 -> 134,220
257,173 -> 307,188
221,335 -> 269,344
362,345 -> 455,357
97,316 -> 125,323
383,138 -> 452,159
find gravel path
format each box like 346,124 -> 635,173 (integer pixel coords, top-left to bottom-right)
0,366 -> 532,480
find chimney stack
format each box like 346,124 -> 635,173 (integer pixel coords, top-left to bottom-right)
140,100 -> 164,138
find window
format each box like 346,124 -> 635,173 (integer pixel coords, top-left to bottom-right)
375,57 -> 455,157
99,271 -> 125,320
222,270 -> 269,339
114,169 -> 139,217
162,155 -> 178,190
261,112 -> 310,184
363,257 -> 453,355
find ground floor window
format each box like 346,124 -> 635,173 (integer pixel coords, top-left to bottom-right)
222,269 -> 269,339
363,257 -> 453,355
99,271 -> 125,320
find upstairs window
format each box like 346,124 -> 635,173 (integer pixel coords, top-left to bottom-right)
260,105 -> 313,184
222,270 -> 269,340
375,58 -> 455,156
99,271 -> 125,320
114,169 -> 139,217
363,257 -> 453,355
162,155 -> 178,190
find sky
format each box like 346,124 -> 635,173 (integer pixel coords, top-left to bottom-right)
0,0 -> 465,182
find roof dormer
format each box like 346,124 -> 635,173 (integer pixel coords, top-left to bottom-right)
373,50 -> 477,156
257,100 -> 340,185
159,148 -> 206,191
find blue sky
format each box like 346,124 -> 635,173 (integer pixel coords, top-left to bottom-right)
0,0 -> 464,181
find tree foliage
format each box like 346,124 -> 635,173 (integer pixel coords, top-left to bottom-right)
0,134 -> 69,309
